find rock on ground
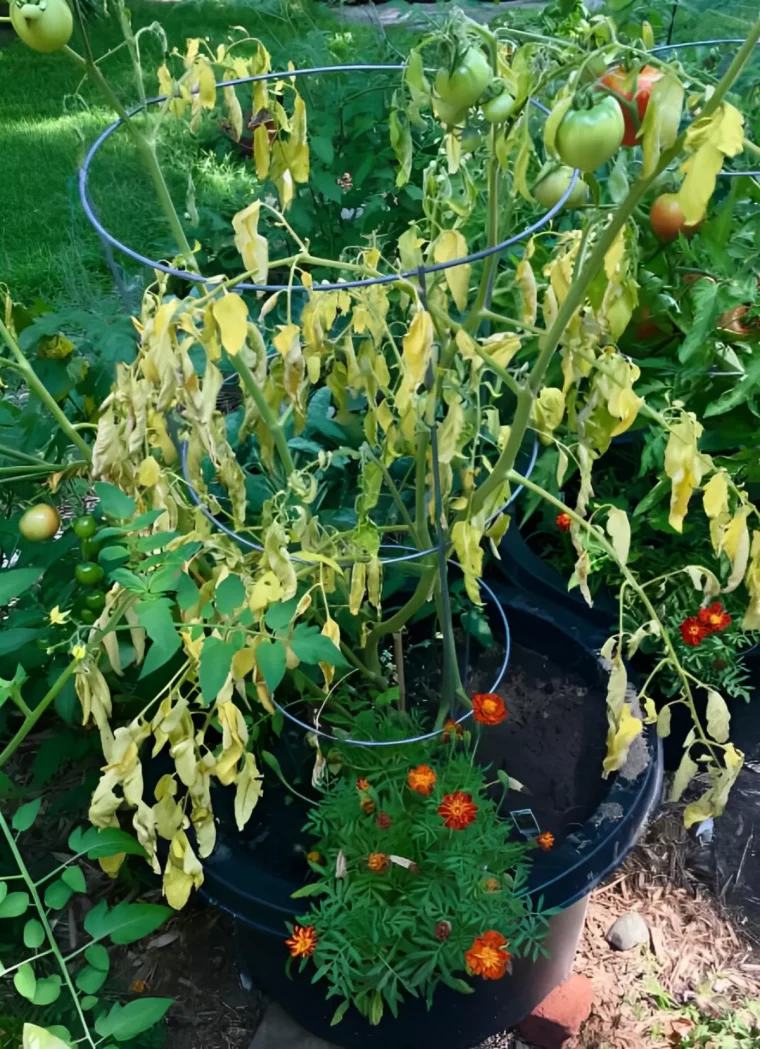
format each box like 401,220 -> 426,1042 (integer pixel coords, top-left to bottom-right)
606,911 -> 650,951
248,1003 -> 339,1049
517,973 -> 594,1049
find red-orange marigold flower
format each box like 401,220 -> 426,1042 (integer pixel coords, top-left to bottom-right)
537,831 -> 555,851
465,930 -> 511,980
472,693 -> 508,726
435,920 -> 452,941
680,616 -> 708,647
438,791 -> 478,830
482,877 -> 501,893
441,718 -> 464,742
407,764 -> 437,796
356,777 -> 370,791
367,852 -> 389,873
698,602 -> 732,633
556,513 -> 572,532
376,812 -> 392,830
360,797 -> 376,815
286,924 -> 318,959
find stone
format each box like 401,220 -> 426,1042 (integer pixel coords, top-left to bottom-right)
517,973 -> 594,1049
606,911 -> 650,951
248,1002 -> 339,1049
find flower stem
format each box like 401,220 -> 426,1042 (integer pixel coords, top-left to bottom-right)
229,344 -> 294,479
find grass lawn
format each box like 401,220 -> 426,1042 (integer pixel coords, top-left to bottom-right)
0,0 -> 404,304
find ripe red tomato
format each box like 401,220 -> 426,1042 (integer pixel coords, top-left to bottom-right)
10,0 -> 73,53
649,194 -> 701,243
601,65 -> 663,147
717,305 -> 758,336
555,96 -> 625,172
19,504 -> 60,542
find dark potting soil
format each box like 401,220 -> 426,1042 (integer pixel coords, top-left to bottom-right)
213,637 -> 609,880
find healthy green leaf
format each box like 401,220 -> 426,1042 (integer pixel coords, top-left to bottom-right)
290,624 -> 347,667
176,573 -> 200,612
0,569 -> 42,607
12,797 -> 41,833
61,865 -> 86,893
93,483 -> 136,521
85,943 -> 110,971
14,962 -> 36,1000
264,597 -> 299,631
0,891 -> 29,918
76,965 -> 108,995
68,826 -> 147,860
95,998 -> 173,1041
84,901 -> 171,945
256,639 -> 287,693
215,574 -> 246,617
23,919 -> 45,949
199,636 -> 238,704
136,598 -> 181,680
32,976 -> 61,1006
44,879 -> 73,910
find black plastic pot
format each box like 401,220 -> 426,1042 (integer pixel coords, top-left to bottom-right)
202,584 -> 663,1049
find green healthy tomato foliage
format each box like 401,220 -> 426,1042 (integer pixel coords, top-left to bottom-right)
555,96 -> 625,172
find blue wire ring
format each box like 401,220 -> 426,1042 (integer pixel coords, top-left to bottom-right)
78,63 -> 581,293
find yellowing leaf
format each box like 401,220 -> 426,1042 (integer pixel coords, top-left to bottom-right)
254,123 -> 271,181
223,85 -> 243,141
234,752 -> 263,831
603,703 -> 643,776
670,749 -> 699,802
212,294 -> 249,357
232,201 -> 269,283
164,831 -> 203,909
706,689 -> 730,743
678,103 -> 744,225
23,1025 -> 71,1049
703,471 -> 729,519
605,658 -> 628,721
451,520 -> 483,606
606,506 -> 630,566
397,309 -> 433,410
273,323 -> 300,358
137,455 -> 161,487
640,73 -> 684,177
657,705 -> 672,738
196,59 -> 216,109
516,255 -> 537,326
664,414 -> 709,532
434,230 -> 471,311
723,508 -> 750,593
532,387 -> 565,440
683,743 -> 743,828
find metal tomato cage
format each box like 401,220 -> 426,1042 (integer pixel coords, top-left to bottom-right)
76,52 -> 757,745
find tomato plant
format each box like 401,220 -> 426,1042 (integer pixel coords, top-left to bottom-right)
601,65 -> 663,147
555,96 -> 625,171
9,0 -> 73,53
72,514 -> 97,539
650,193 -> 701,242
74,562 -> 104,587
19,504 -> 60,542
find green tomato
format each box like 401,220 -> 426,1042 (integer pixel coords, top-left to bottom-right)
10,0 -> 73,53
433,95 -> 468,127
85,592 -> 106,613
555,96 -> 625,172
19,504 -> 60,542
435,47 -> 492,110
533,165 -> 590,210
72,514 -> 97,539
79,609 -> 97,625
482,91 -> 515,124
75,562 -> 104,587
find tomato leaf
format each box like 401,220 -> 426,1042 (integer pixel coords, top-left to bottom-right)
0,569 -> 42,608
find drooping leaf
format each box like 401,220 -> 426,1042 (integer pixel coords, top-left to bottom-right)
706,689 -> 730,743
95,998 -> 173,1041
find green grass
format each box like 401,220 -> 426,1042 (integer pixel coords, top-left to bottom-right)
0,0 -> 402,304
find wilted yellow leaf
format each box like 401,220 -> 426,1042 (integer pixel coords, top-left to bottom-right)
232,201 -> 269,283
670,749 -> 699,802
664,414 -> 709,531
678,103 -> 744,224
606,506 -> 630,566
434,230 -> 471,311
603,703 -> 643,776
137,456 -> 161,487
234,752 -> 263,831
212,294 -> 249,357
640,73 -> 684,177
706,689 -> 730,743
451,520 -> 483,606
703,471 -> 729,519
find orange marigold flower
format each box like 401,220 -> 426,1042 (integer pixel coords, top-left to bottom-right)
286,924 -> 318,959
360,797 -> 376,815
537,831 -> 555,851
438,791 -> 478,830
472,693 -> 508,726
556,512 -> 572,532
441,717 -> 464,742
698,602 -> 732,633
465,930 -> 510,980
306,850 -> 323,864
356,777 -> 370,791
367,852 -> 389,873
680,616 -> 708,647
407,764 -> 437,796
482,877 -> 501,893
376,812 -> 392,830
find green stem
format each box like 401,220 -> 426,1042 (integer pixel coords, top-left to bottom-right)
62,46 -> 198,270
0,443 -> 62,469
0,319 -> 91,461
230,344 -> 294,478
364,447 -> 418,541
362,562 -> 437,676
0,811 -> 97,1049
479,309 -> 543,335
